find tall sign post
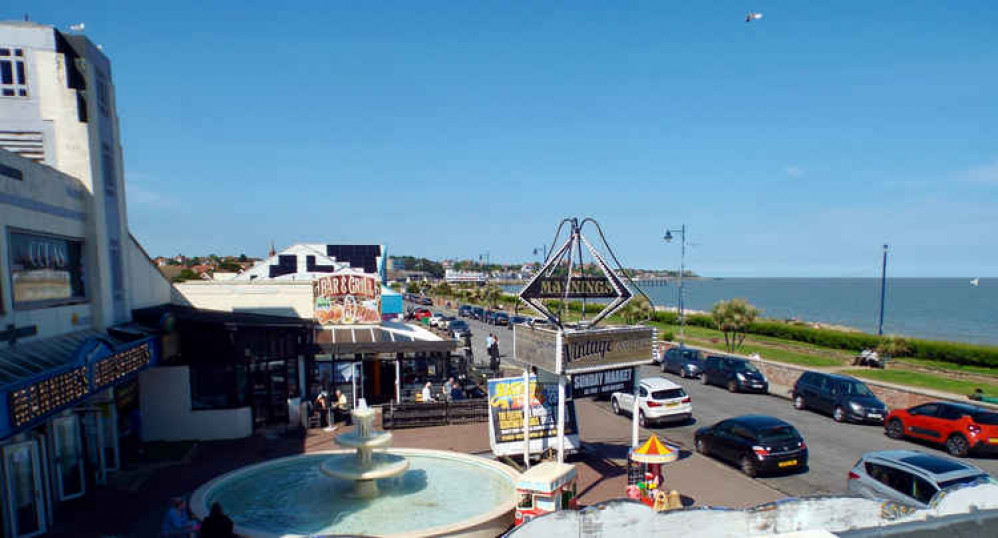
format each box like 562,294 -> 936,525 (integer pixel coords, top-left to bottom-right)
518,218 -> 656,462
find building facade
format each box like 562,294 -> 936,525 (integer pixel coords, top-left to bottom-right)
1,22 -> 171,538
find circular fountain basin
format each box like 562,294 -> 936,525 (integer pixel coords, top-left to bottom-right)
190,448 -> 520,538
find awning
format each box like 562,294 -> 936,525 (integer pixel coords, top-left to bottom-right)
1,327 -> 160,439
629,434 -> 679,464
315,322 -> 458,356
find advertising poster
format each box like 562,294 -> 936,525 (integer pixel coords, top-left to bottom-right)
487,375 -> 580,457
312,272 -> 382,325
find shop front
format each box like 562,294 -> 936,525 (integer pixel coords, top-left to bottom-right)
0,329 -> 160,538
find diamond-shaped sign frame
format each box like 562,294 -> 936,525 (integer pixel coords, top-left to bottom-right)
518,223 -> 632,328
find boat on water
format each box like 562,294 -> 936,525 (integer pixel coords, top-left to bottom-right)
971,278 -> 980,287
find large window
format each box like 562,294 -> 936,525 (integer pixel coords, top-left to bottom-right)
7,230 -> 86,308
190,363 -> 248,410
0,47 -> 28,97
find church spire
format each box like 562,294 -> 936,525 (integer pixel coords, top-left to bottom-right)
269,240 -> 276,258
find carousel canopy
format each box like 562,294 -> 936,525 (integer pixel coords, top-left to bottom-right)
630,435 -> 678,464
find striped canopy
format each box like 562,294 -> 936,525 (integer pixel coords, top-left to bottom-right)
630,435 -> 678,464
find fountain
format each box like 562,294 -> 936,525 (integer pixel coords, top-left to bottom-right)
318,403 -> 409,498
190,403 -> 520,537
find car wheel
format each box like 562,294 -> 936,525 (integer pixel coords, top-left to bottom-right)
611,398 -> 620,415
639,411 -> 648,428
885,419 -> 905,439
793,395 -> 806,410
740,455 -> 757,478
695,437 -> 709,456
833,406 -> 846,422
946,434 -> 970,457
727,380 -> 739,393
700,374 -> 710,386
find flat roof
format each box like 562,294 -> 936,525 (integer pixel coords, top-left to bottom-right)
315,322 -> 458,356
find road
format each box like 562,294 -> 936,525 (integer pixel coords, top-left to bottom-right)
412,301 -> 998,498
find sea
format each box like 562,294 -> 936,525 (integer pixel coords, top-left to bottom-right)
505,278 -> 998,347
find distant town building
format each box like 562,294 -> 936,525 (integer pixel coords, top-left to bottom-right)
445,269 -> 486,284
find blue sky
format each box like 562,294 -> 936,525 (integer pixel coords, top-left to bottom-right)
10,1 -> 998,276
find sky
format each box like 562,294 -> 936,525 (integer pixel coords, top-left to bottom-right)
8,1 -> 998,277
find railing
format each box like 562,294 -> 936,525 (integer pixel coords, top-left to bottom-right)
382,399 -> 489,429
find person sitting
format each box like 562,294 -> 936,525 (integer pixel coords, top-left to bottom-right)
161,497 -> 198,537
969,388 -> 985,401
450,383 -> 464,401
333,389 -> 352,425
199,502 -> 234,538
421,382 -> 436,403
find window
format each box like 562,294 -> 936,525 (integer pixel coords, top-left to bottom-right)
731,425 -> 755,441
911,475 -> 938,505
96,71 -> 109,116
652,388 -> 685,400
517,492 -> 533,509
7,230 -> 86,307
910,404 -> 939,417
938,405 -> 966,421
866,462 -> 914,497
0,47 -> 28,97
756,425 -> 799,444
638,387 -> 648,398
101,143 -> 116,195
190,363 -> 248,409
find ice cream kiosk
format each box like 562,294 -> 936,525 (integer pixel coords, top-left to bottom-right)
514,462 -> 579,526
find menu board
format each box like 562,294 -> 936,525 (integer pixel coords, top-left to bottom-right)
93,344 -> 152,389
8,367 -> 90,428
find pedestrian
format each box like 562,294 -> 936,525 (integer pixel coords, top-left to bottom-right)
199,502 -> 234,538
421,381 -> 436,403
161,497 -> 197,537
492,333 -> 501,370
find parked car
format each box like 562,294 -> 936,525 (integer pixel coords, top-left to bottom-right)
428,312 -> 447,328
458,305 -> 474,318
661,346 -> 705,378
695,415 -> 808,477
472,307 -> 485,320
434,315 -> 455,329
611,377 -> 692,427
419,296 -> 433,305
412,308 -> 432,321
847,450 -> 994,508
700,356 -> 769,393
509,315 -> 530,328
484,310 -> 497,324
493,312 -> 510,326
449,320 -> 471,339
885,401 -> 998,457
792,372 -> 887,424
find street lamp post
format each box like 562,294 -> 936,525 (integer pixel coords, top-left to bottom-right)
663,225 -> 687,344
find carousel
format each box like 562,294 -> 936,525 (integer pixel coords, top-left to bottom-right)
626,435 -> 683,511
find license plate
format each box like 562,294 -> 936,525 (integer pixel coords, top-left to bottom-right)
666,402 -> 679,408
989,438 -> 998,445
778,460 -> 797,468
868,413 -> 882,418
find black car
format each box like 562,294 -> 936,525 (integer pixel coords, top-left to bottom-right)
792,371 -> 887,423
449,320 -> 471,338
458,305 -> 473,318
493,312 -> 510,326
662,346 -> 706,378
509,315 -> 530,329
701,356 -> 769,393
472,307 -> 485,320
695,415 -> 808,477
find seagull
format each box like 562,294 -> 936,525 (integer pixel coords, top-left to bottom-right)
746,12 -> 763,22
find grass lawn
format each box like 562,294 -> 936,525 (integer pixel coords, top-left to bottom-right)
650,322 -> 844,367
842,369 -> 998,397
892,357 -> 998,378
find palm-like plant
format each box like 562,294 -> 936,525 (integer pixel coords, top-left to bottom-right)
619,296 -> 654,325
481,283 -> 504,309
710,298 -> 760,352
876,334 -> 911,358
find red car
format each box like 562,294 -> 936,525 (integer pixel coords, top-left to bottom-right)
412,308 -> 432,321
885,401 -> 998,457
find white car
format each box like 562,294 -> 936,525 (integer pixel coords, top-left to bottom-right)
611,377 -> 692,428
428,313 -> 447,328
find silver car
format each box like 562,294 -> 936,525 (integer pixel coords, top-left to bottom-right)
847,450 -> 993,508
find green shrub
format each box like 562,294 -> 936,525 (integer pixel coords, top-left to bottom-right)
659,330 -> 675,342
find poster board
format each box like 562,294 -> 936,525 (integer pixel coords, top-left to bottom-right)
487,375 -> 580,457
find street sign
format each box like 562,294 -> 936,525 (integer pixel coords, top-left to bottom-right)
515,325 -> 655,375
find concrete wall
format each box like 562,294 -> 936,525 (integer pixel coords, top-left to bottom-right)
138,365 -> 253,441
173,281 -> 314,318
126,234 -> 172,310
0,149 -> 96,340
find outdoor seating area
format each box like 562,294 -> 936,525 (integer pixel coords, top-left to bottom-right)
382,399 -> 489,429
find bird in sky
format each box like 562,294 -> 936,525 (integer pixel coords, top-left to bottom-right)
746,12 -> 763,22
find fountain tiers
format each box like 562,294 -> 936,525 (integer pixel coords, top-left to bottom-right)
319,405 -> 409,497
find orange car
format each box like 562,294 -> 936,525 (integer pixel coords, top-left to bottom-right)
885,401 -> 998,457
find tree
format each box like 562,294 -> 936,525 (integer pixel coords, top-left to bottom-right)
481,283 -> 503,308
876,335 -> 911,358
620,296 -> 654,325
434,281 -> 453,297
239,253 -> 248,262
711,298 -> 760,352
172,268 -> 198,283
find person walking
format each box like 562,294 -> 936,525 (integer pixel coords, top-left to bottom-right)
491,333 -> 501,372
199,502 -> 234,538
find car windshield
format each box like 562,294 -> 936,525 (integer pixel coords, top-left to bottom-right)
651,388 -> 686,400
843,381 -> 875,397
731,361 -> 758,373
938,474 -> 991,490
754,425 -> 799,444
